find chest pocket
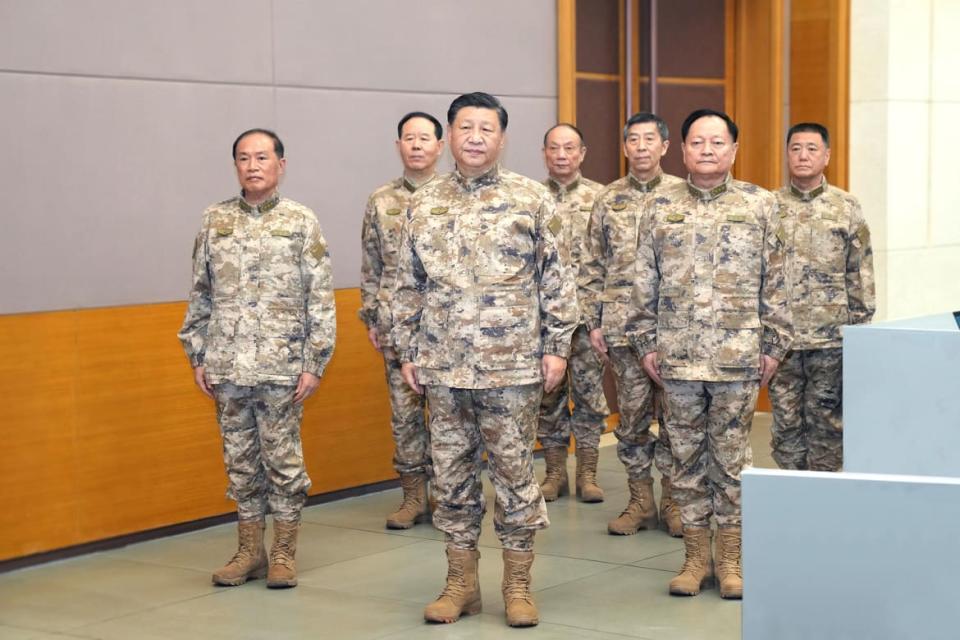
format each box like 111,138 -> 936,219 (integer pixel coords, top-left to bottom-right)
812,218 -> 847,274
475,208 -> 536,279
260,229 -> 304,298
475,286 -> 539,370
208,228 -> 240,298
656,223 -> 694,290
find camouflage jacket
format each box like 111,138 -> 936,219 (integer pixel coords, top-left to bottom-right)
391,165 -> 578,389
777,181 -> 875,350
579,172 -> 684,346
627,176 -> 793,382
545,174 -> 603,293
178,193 -> 337,386
358,175 -> 436,348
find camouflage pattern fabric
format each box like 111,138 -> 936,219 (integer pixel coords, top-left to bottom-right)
579,172 -> 684,343
538,325 -> 608,450
178,193 -> 337,385
213,382 -> 311,522
359,176 -> 436,346
391,165 -> 578,389
776,181 -> 875,350
382,355 -> 430,475
627,176 -> 793,381
608,345 -> 672,479
662,379 -> 758,528
428,383 -> 547,551
769,347 -> 843,471
544,174 -> 603,282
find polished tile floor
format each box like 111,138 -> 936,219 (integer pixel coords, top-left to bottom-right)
0,414 -> 777,640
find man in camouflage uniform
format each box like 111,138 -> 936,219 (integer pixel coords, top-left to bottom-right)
178,129 -> 336,589
537,123 -> 609,504
392,92 -> 577,627
359,112 -> 445,529
579,112 -> 685,536
627,109 -> 792,599
769,122 -> 875,472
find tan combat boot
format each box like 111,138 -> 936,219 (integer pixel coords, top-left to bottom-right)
502,550 -> 539,627
669,526 -> 715,596
540,446 -> 569,501
659,476 -> 683,538
212,519 -> 268,586
575,446 -> 604,503
715,526 -> 743,599
386,472 -> 431,529
607,477 -> 658,534
424,547 -> 482,623
266,520 -> 299,588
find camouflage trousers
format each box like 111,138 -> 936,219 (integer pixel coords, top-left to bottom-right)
769,348 -> 843,472
382,354 -> 431,476
537,325 -> 609,450
212,382 -> 311,523
426,383 -> 548,551
662,379 -> 758,528
608,345 -> 672,480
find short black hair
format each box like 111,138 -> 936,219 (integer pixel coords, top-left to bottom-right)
447,92 -> 508,131
397,111 -> 443,141
232,128 -> 284,159
681,109 -> 739,143
543,122 -> 586,147
787,122 -> 830,148
623,112 -> 669,142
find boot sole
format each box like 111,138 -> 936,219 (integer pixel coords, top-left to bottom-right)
669,576 -> 715,596
424,600 -> 482,623
576,489 -> 605,503
266,578 -> 298,589
607,516 -> 659,535
386,512 -> 432,530
212,565 -> 267,586
507,616 -> 539,627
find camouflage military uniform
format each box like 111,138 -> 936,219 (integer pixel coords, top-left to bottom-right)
580,172 -> 684,480
179,193 -> 336,522
628,177 -> 792,528
392,165 -> 578,550
359,176 -> 433,476
538,175 -> 609,451
769,181 -> 875,471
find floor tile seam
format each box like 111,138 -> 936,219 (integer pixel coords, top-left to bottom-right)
532,617 -> 654,639
65,588 -> 230,634
295,541 -> 431,574
298,520 -> 442,543
529,549 -> 664,568
94,555 -> 214,575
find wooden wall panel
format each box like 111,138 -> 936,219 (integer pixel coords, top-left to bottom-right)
0,289 -> 393,562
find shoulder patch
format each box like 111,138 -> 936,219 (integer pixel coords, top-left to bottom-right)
310,241 -> 327,261
216,227 -> 233,237
271,228 -> 292,237
385,208 -> 402,216
856,225 -> 870,246
726,213 -> 746,223
776,226 -> 786,246
430,206 -> 448,215
610,202 -> 628,212
666,213 -> 685,223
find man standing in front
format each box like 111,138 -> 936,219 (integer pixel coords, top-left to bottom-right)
628,109 -> 792,599
359,111 -> 445,529
178,129 -> 336,589
392,92 -> 577,627
537,123 -> 609,503
769,122 -> 875,471
579,112 -> 685,536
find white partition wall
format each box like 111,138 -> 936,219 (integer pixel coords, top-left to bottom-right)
742,468 -> 960,640
844,313 -> 960,477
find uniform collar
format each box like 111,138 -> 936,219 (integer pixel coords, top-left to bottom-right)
401,173 -> 436,193
455,164 -> 500,192
547,174 -> 581,194
686,175 -> 730,202
790,178 -> 827,202
238,191 -> 280,213
628,172 -> 662,193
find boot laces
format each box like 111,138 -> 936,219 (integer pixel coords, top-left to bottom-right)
504,562 -> 533,603
680,533 -> 707,573
397,476 -> 424,511
719,532 -> 742,577
437,560 -> 467,599
228,527 -> 258,566
272,537 -> 295,567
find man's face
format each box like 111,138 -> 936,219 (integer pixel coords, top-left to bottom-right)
681,116 -> 738,182
396,117 -> 444,175
234,133 -> 285,201
623,121 -> 669,178
543,126 -> 586,182
787,131 -> 830,183
448,106 -> 505,177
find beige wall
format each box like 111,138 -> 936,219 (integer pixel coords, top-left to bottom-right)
850,0 -> 960,320
0,0 -> 557,314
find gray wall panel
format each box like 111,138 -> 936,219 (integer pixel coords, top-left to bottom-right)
277,88 -> 558,288
0,0 -> 274,84
0,74 -> 276,313
273,0 -> 557,97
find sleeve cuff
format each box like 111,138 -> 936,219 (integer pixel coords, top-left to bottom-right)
762,344 -> 788,361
